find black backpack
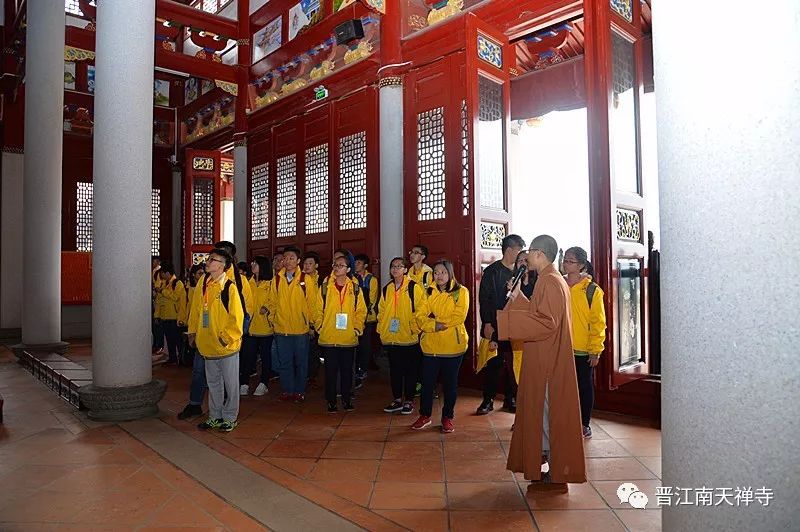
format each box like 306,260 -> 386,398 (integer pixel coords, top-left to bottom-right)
202,275 -> 235,312
358,273 -> 379,314
585,281 -> 598,308
381,280 -> 417,313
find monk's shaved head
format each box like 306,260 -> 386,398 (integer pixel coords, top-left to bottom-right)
529,235 -> 558,263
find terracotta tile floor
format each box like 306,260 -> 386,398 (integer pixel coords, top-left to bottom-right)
2,342 -> 662,530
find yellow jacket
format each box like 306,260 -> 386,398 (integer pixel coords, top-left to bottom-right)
570,277 -> 607,354
188,273 -> 244,358
270,267 -> 319,335
420,281 -> 470,356
184,284 -> 196,324
356,272 -> 379,323
249,278 -> 274,336
154,276 -> 186,322
313,276 -> 367,347
408,263 -> 434,289
376,277 -> 428,346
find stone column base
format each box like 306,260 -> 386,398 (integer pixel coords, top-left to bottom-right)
11,341 -> 70,358
80,380 -> 167,422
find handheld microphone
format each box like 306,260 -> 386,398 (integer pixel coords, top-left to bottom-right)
505,265 -> 527,300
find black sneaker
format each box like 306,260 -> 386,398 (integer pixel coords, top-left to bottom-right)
582,426 -> 592,439
178,404 -> 203,420
401,402 -> 414,415
327,402 -> 338,413
502,397 -> 517,413
343,402 -> 355,412
476,399 -> 494,415
383,400 -> 403,413
197,418 -> 223,430
354,377 -> 364,390
218,420 -> 238,433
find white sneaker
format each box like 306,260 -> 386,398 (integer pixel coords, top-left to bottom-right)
253,383 -> 268,396
239,384 -> 249,396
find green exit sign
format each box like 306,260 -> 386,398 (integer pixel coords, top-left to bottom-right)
314,86 -> 329,101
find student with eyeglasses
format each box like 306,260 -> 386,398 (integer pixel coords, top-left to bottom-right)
314,256 -> 367,412
562,246 -> 606,439
379,257 -> 429,416
187,248 -> 245,433
407,244 -> 433,289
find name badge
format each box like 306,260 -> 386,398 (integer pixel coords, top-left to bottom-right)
202,310 -> 210,328
389,318 -> 400,333
336,313 -> 348,330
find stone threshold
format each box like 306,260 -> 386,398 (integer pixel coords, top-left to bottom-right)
122,418 -> 364,532
16,350 -> 91,408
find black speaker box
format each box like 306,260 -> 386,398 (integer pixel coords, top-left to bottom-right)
334,19 -> 365,46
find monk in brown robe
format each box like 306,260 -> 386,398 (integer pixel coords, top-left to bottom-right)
497,234 -> 586,486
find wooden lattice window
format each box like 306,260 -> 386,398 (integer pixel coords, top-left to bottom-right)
417,107 -> 446,221
250,163 -> 270,241
304,144 -> 329,235
338,132 -> 367,231
151,188 -> 161,256
192,178 -> 214,245
76,182 -> 93,252
276,154 -> 297,238
477,76 -> 505,210
461,100 -> 470,216
64,0 -> 94,16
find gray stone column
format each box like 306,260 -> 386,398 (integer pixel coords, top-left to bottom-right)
171,165 -> 182,267
655,1 -> 798,529
1,151 -> 24,332
378,77 -> 404,281
81,0 -> 165,420
19,1 -> 67,351
233,138 -> 248,258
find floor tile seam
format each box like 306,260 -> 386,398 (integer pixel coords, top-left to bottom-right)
123,423 -> 341,531
136,418 -> 386,531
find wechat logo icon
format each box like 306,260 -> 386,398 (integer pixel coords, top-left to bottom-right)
617,482 -> 649,509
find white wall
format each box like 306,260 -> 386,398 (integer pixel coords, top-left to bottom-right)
1,151 -> 23,329
509,110 -> 592,257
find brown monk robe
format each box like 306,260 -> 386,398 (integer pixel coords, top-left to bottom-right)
497,257 -> 586,484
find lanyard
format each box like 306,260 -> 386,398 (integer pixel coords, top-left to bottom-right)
336,280 -> 348,312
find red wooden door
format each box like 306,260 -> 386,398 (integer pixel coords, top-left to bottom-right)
464,14 -> 514,386
586,0 -> 654,388
184,149 -> 222,267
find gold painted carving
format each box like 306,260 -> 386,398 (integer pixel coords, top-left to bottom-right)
310,60 -> 335,80
344,40 -> 373,65
427,0 -> 464,26
280,78 -> 308,95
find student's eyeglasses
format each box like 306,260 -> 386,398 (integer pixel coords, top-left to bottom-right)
390,265 -> 406,269
332,263 -> 349,270
562,259 -> 580,265
208,258 -> 224,265
409,250 -> 422,256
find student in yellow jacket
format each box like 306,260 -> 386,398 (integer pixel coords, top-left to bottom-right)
354,253 -> 379,387
154,262 -> 186,365
313,255 -> 367,412
379,257 -> 429,416
240,256 -> 274,397
407,244 -> 434,289
411,260 -> 470,434
187,248 -> 244,433
563,246 -> 607,439
177,263 -> 209,421
270,245 -> 319,402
